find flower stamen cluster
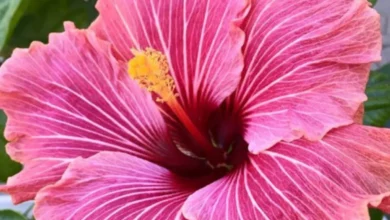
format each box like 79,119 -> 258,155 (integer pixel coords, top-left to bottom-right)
128,48 -> 177,103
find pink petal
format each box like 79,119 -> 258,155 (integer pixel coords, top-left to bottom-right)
34,151 -> 201,220
0,23 -> 202,203
91,0 -> 249,123
182,124 -> 390,219
0,159 -> 69,203
234,0 -> 381,153
354,104 -> 365,124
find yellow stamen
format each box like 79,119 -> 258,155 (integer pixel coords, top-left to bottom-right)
128,48 -> 176,102
128,48 -> 225,165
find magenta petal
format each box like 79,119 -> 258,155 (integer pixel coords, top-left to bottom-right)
91,0 -> 249,122
235,0 -> 381,153
182,125 -> 390,219
34,151 -> 198,220
0,23 -> 201,203
378,197 -> 390,213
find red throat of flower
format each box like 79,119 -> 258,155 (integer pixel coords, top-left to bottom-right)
128,48 -> 225,166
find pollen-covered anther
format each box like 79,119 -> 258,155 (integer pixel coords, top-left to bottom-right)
128,48 -> 177,102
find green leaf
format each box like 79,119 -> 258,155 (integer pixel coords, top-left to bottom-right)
364,64 -> 390,127
369,208 -> 383,220
0,210 -> 26,220
369,0 -> 378,6
0,110 -> 21,182
0,0 -> 28,52
1,0 -> 97,57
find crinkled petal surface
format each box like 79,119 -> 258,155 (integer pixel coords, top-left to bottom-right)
183,125 -> 390,219
234,0 -> 381,153
0,23 -> 201,203
91,0 -> 249,125
35,151 -> 199,220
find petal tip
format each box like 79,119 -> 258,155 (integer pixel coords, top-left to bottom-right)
63,21 -> 76,31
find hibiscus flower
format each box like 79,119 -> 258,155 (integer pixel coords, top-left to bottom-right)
1,0 -> 389,219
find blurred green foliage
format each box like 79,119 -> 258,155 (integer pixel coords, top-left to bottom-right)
0,0 -> 25,52
0,0 -> 97,57
370,0 -> 378,6
364,64 -> 390,127
0,210 -> 26,220
0,111 -> 21,182
370,208 -> 385,220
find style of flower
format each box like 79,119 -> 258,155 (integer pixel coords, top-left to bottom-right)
0,0 -> 389,219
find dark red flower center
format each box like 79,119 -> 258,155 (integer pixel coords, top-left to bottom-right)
128,48 -> 248,180
165,100 -> 249,182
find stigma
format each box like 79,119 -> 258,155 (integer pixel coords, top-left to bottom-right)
128,48 -> 176,102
